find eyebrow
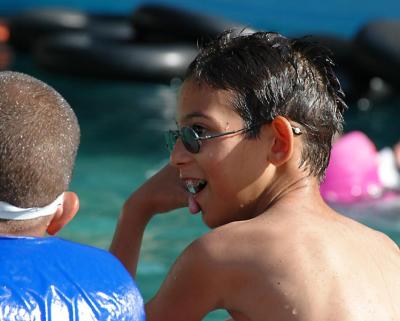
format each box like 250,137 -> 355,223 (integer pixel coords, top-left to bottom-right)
180,112 -> 213,122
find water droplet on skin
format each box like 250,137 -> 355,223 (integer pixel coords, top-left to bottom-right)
240,204 -> 244,208
292,308 -> 297,315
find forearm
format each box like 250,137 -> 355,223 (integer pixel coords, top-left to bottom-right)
110,200 -> 152,277
110,164 -> 186,277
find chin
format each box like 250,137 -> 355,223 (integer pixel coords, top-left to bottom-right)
200,210 -> 222,228
201,214 -> 219,229
201,210 -> 236,229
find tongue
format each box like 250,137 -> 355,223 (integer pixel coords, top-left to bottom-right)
188,195 -> 201,214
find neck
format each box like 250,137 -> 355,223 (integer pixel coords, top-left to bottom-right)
253,171 -> 324,217
0,217 -> 51,237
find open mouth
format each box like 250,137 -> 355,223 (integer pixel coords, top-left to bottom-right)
185,179 -> 207,194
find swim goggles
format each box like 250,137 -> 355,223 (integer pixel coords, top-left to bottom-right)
0,193 -> 64,220
165,124 -> 302,154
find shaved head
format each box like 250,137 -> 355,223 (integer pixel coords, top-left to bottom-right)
0,71 -> 80,208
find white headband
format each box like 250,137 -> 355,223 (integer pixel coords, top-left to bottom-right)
0,193 -> 64,220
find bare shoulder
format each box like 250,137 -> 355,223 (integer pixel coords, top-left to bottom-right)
369,225 -> 400,252
193,213 -> 400,321
193,217 -> 303,287
338,213 -> 400,253
182,218 -> 297,292
196,218 -> 283,261
145,228 -> 235,320
145,221 -> 276,321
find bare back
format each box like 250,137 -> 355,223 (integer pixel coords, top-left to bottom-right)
206,205 -> 400,321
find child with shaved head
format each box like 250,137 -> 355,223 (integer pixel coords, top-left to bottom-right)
0,71 -> 144,321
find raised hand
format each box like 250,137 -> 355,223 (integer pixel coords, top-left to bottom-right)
124,164 -> 188,217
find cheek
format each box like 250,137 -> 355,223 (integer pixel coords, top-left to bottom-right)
213,145 -> 268,198
205,155 -> 242,200
201,150 -> 234,193
203,154 -> 226,185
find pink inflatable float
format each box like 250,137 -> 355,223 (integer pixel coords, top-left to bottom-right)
321,131 -> 400,205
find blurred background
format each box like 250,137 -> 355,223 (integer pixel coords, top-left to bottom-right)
1,0 -> 400,320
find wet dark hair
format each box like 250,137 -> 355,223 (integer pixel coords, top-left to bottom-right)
0,71 -> 80,208
185,31 -> 347,180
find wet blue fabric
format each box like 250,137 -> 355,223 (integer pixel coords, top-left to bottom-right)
0,236 -> 145,321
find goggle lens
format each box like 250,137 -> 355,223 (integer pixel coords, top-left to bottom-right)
165,127 -> 200,153
181,127 -> 200,153
165,130 -> 179,152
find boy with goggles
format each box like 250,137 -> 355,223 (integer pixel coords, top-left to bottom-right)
111,31 -> 400,321
0,71 -> 145,321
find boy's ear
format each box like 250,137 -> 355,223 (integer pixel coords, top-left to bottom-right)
268,116 -> 294,166
47,192 -> 79,236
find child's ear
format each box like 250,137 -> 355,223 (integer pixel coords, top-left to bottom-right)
268,116 -> 294,166
47,192 -> 79,236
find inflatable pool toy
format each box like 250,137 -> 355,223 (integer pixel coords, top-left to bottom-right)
131,4 -> 255,43
299,34 -> 372,103
25,4 -> 253,82
321,131 -> 382,204
9,8 -> 133,51
321,131 -> 400,206
7,5 -> 400,94
0,19 -> 10,44
0,236 -> 145,321
34,32 -> 198,82
13,5 -> 243,82
354,20 -> 400,89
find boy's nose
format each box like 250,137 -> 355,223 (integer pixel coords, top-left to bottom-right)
169,138 -> 193,167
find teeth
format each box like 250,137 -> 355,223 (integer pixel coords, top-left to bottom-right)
185,179 -> 207,194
